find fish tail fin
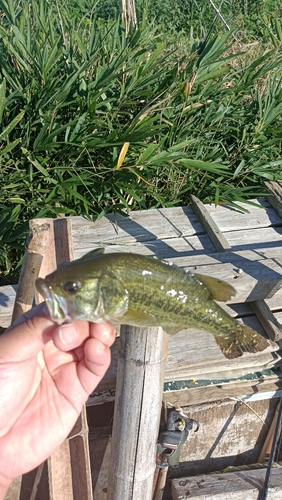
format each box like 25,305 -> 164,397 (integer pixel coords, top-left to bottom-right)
215,324 -> 271,359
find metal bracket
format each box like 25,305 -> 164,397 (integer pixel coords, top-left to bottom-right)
156,409 -> 198,468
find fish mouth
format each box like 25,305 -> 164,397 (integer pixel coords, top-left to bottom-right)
36,278 -> 72,324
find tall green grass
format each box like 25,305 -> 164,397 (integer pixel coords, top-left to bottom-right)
1,0 -> 282,282
97,0 -> 282,42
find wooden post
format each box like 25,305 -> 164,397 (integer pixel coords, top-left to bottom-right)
12,218 -> 54,322
107,325 -> 168,500
258,399 -> 282,463
250,300 -> 282,341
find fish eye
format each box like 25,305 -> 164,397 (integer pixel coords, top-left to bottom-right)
64,281 -> 80,294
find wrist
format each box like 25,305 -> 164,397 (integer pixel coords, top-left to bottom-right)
0,475 -> 12,500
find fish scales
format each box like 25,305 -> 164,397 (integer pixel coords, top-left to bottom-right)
111,254 -> 206,326
114,256 -> 230,333
35,249 -> 272,359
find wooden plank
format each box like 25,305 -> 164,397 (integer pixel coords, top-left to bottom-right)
73,235 -> 216,261
250,300 -> 282,341
47,218 -> 93,500
53,218 -> 74,265
107,326 -> 168,499
33,219 -> 74,499
72,235 -> 282,264
222,225 -> 282,248
164,328 -> 277,381
258,400 -> 281,463
90,343 -> 281,408
71,199 -> 282,248
207,197 -> 282,231
265,181 -> 282,219
171,467 -> 282,499
71,233 -> 282,267
89,436 -> 111,499
4,477 -> 23,500
71,206 -> 202,250
162,375 -> 282,408
71,198 -> 282,250
168,398 -> 278,478
17,462 -> 49,500
68,410 -> 93,500
48,440 -> 73,499
0,285 -> 17,329
184,258 -> 282,303
190,195 -> 231,251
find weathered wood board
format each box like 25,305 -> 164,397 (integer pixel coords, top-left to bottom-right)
1,199 -> 282,407
0,285 -> 17,328
2,197 -> 282,499
47,199 -> 282,306
171,467 -> 282,499
169,398 -> 278,478
85,397 -> 282,498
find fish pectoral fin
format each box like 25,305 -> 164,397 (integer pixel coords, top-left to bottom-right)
159,323 -> 186,334
118,313 -> 184,334
120,309 -> 158,326
194,273 -> 236,301
215,325 -> 271,359
100,273 -> 129,318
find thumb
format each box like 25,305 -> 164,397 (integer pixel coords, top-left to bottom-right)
0,303 -> 56,363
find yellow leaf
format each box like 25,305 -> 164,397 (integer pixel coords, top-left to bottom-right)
116,142 -> 130,169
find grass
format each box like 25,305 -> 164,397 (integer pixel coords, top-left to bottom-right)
1,0 -> 282,283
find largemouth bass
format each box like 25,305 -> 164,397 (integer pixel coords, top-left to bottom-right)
36,249 -> 270,359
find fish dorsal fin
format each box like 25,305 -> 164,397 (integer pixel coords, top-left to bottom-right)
78,248 -> 105,261
194,273 -> 236,301
56,248 -> 104,269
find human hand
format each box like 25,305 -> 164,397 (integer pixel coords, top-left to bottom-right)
0,303 -> 116,498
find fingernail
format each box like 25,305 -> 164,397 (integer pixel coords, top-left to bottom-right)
101,326 -> 112,342
59,324 -> 78,345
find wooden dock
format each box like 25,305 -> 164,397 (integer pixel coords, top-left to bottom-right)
2,193 -> 282,499
2,197 -> 281,401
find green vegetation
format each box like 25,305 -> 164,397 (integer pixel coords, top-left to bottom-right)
98,0 -> 282,42
0,0 -> 282,283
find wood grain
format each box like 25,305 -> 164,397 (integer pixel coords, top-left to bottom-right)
2,199 -> 282,410
171,467 -> 282,499
12,218 -> 54,321
46,218 -> 94,500
190,195 -> 231,252
107,326 -> 168,499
